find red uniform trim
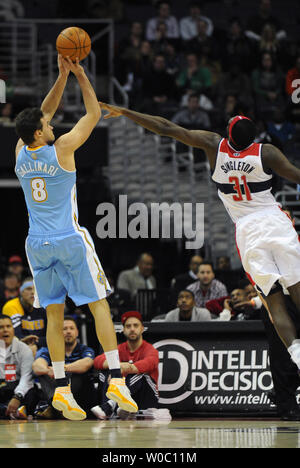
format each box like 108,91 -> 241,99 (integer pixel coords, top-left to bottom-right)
220,138 -> 261,159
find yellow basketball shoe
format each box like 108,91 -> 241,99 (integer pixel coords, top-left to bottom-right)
106,377 -> 138,413
52,385 -> 86,421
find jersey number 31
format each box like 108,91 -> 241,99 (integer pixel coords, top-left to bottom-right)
229,176 -> 252,201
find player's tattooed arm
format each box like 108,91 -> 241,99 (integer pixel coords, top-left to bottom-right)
100,102 -> 221,168
262,144 -> 300,184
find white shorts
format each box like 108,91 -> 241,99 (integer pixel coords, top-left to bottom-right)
235,207 -> 300,296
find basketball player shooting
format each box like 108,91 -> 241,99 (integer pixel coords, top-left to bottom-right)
13,56 -> 138,420
100,102 -> 300,370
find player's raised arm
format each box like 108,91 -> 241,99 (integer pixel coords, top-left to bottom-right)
100,102 -> 221,167
55,58 -> 101,156
40,54 -> 70,122
262,144 -> 300,184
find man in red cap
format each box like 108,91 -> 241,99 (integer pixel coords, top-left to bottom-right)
7,255 -> 25,282
100,101 -> 300,376
92,311 -> 159,419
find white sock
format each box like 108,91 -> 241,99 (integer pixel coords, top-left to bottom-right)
52,361 -> 66,379
288,340 -> 300,369
105,349 -> 120,370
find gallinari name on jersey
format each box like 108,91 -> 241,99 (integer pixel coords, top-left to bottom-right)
220,160 -> 255,175
16,161 -> 59,178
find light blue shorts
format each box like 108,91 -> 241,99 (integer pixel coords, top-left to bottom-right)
25,228 -> 111,309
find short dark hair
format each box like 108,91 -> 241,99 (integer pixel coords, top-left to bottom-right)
0,314 -> 12,322
230,118 -> 256,150
15,107 -> 43,145
64,316 -> 78,328
198,261 -> 214,271
178,289 -> 195,298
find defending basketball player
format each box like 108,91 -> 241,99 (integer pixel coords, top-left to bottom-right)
14,56 -> 138,420
100,102 -> 300,370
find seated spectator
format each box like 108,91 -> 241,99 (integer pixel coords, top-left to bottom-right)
180,1 -> 214,41
7,255 -> 26,281
245,0 -> 287,42
165,290 -> 211,322
0,0 -> 24,21
266,108 -> 295,147
164,41 -> 181,76
256,23 -> 286,61
2,278 -> 47,356
170,254 -> 203,303
251,52 -> 285,119
176,53 -> 212,106
92,311 -> 160,420
32,316 -> 96,419
187,261 -> 228,308
115,22 -> 145,85
183,17 -> 218,59
151,20 -> 177,55
146,1 -> 179,42
117,253 -> 156,302
172,93 -> 211,129
0,314 -> 36,419
139,54 -> 178,117
220,17 -> 254,73
0,272 -> 20,308
206,288 -> 262,321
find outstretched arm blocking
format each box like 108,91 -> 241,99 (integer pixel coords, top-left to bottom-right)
100,102 -> 221,167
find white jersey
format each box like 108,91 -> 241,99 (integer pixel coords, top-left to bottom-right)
212,138 -> 278,223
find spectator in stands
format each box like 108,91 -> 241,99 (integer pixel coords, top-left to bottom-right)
139,54 -> 178,117
151,20 -> 177,55
116,22 -> 145,83
187,261 -> 228,308
0,272 -> 20,308
220,17 -> 254,73
117,253 -> 156,302
170,254 -> 203,296
165,289 -> 211,322
164,41 -> 181,76
183,17 -> 218,59
245,0 -> 287,41
266,108 -> 295,147
146,1 -> 179,42
172,93 -> 211,130
251,51 -> 285,119
176,53 -> 212,107
0,314 -> 36,420
32,316 -> 96,419
92,311 -> 159,420
2,278 -> 47,356
205,288 -> 261,321
6,255 -> 25,281
180,1 -> 214,41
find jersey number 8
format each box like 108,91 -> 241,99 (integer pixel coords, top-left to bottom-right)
31,178 -> 48,202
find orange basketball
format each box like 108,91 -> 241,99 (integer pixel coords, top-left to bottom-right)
56,27 -> 91,62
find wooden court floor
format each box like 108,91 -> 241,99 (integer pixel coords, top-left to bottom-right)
1,418 -> 300,448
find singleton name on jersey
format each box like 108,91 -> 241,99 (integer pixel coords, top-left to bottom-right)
220,160 -> 255,174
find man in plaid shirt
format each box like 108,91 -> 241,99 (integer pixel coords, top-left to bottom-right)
187,261 -> 228,309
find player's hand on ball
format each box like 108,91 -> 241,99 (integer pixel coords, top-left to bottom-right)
57,54 -> 71,77
64,57 -> 84,76
100,102 -> 123,119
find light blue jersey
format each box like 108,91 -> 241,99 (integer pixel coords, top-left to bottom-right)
15,143 -> 110,308
15,144 -> 77,235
